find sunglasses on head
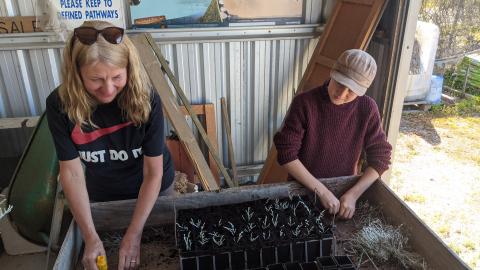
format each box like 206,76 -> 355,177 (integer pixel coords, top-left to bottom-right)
73,26 -> 124,45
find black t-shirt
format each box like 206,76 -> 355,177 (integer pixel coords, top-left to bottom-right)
46,88 -> 174,202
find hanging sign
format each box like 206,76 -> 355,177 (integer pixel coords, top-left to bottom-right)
0,16 -> 41,33
54,0 -> 125,29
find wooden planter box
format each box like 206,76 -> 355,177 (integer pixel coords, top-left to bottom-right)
53,176 -> 469,270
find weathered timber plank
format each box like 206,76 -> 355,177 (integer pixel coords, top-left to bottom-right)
144,34 -> 234,188
90,176 -> 359,231
221,97 -> 238,185
179,104 -> 220,184
131,34 -> 219,191
0,116 -> 39,129
52,222 -> 82,270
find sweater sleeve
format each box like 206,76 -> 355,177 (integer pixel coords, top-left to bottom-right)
364,101 -> 392,176
274,94 -> 308,165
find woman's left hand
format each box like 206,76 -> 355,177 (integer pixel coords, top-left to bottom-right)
118,231 -> 142,270
339,193 -> 357,219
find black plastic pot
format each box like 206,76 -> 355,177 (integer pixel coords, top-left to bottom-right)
231,250 -> 246,270
262,246 -> 276,265
214,252 -> 230,270
292,241 -> 306,262
300,261 -> 318,270
198,255 -> 213,270
247,248 -> 262,268
321,237 -> 333,257
306,240 -> 320,262
284,262 -> 302,270
277,244 -> 292,263
334,255 -> 354,269
316,256 -> 337,270
267,263 -> 285,270
180,256 -> 197,270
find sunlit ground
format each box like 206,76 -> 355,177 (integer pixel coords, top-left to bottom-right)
391,111 -> 480,269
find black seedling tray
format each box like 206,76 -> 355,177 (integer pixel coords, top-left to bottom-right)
176,196 -> 336,270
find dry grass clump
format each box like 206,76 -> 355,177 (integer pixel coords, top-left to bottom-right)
346,202 -> 426,270
348,219 -> 426,269
173,171 -> 189,194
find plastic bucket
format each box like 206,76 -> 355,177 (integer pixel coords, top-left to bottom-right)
426,75 -> 443,104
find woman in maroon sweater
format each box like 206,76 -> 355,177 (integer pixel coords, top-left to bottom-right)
274,49 -> 392,219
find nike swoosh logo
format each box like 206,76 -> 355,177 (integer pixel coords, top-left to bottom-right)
71,122 -> 132,145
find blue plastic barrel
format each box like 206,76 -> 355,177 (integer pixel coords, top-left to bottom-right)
426,75 -> 444,104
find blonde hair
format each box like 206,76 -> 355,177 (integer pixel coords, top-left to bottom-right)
60,20 -> 151,127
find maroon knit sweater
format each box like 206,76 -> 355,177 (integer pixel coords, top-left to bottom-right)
274,81 -> 392,178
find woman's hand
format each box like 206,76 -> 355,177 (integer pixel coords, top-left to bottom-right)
338,167 -> 381,219
282,160 -> 341,214
82,236 -> 106,270
118,231 -> 142,270
115,155 -> 162,269
339,192 -> 357,219
58,158 -> 105,270
316,187 -> 340,215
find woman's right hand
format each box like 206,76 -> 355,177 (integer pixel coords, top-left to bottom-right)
82,236 -> 106,270
58,158 -> 106,269
315,186 -> 340,215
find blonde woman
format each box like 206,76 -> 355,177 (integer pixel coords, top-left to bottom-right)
46,20 -> 174,270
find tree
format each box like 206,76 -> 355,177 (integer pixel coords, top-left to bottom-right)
420,0 -> 480,59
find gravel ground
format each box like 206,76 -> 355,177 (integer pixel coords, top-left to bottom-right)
390,111 -> 480,269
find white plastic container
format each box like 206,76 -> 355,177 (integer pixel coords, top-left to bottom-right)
404,21 -> 440,102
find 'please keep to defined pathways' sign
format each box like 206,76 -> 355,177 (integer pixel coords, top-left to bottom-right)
55,0 -> 125,29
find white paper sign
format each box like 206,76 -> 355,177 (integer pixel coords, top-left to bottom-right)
54,0 -> 125,29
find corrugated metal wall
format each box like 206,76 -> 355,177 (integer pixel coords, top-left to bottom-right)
157,38 -> 318,166
0,1 -> 324,171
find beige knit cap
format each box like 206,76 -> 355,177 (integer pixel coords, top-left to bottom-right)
330,49 -> 377,96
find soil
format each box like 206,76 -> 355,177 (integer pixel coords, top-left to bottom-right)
76,226 -> 179,270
